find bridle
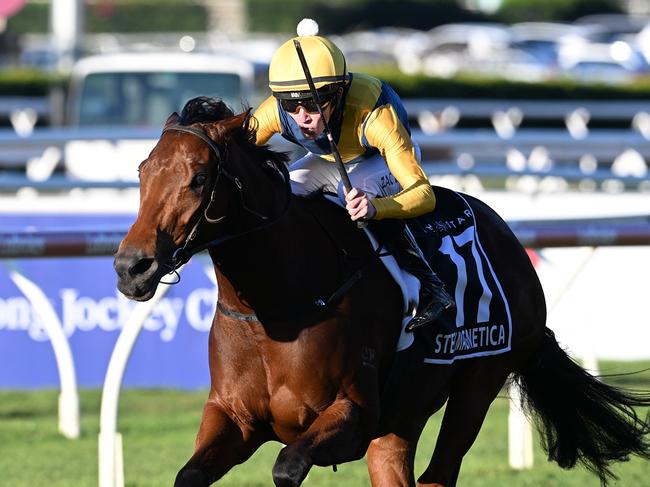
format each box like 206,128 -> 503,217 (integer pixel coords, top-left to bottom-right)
161,124 -> 292,274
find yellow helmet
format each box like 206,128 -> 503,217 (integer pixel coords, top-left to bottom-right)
268,34 -> 347,97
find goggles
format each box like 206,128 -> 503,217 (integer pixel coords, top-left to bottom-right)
279,96 -> 333,115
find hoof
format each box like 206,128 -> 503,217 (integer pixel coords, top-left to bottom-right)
174,468 -> 209,487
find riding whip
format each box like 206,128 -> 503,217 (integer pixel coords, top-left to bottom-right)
293,39 -> 352,191
292,39 -> 368,228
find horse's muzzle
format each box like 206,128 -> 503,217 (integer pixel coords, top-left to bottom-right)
113,247 -> 161,301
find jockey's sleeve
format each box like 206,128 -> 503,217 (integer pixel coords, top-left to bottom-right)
252,95 -> 282,145
362,104 -> 436,219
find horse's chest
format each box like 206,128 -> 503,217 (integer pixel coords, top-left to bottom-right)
263,328 -> 346,426
216,321 -> 350,440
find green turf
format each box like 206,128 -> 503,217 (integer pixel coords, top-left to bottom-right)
0,361 -> 648,486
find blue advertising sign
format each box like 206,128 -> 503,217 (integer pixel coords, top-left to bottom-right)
0,214 -> 214,389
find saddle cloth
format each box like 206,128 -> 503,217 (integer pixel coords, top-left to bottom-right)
408,187 -> 513,364
330,189 -> 513,364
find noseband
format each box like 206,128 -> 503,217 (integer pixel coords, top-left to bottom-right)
161,124 -> 291,272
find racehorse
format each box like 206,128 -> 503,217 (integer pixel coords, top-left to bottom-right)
114,97 -> 650,487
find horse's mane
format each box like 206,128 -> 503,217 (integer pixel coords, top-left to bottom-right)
179,96 -> 290,170
179,96 -> 235,125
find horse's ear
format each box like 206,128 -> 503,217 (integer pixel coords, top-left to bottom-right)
203,109 -> 252,141
226,110 -> 250,133
164,112 -> 180,129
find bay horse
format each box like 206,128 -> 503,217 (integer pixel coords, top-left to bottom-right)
114,97 -> 650,487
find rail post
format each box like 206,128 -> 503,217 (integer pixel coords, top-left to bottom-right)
98,271 -> 180,487
7,265 -> 80,439
508,380 -> 534,469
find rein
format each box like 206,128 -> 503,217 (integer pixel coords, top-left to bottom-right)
216,210 -> 388,323
216,264 -> 367,323
161,124 -> 292,271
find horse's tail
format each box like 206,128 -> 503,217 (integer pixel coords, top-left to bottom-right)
513,327 -> 650,485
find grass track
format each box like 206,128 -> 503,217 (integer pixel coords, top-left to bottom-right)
0,361 -> 648,486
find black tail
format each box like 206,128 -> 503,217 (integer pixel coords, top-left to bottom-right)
514,328 -> 650,485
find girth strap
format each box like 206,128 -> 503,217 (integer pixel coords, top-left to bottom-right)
217,301 -> 259,322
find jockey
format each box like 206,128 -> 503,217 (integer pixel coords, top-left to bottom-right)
253,19 -> 454,332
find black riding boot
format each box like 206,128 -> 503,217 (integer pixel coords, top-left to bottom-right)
369,220 -> 455,332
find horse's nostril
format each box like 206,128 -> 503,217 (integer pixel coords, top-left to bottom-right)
129,257 -> 154,277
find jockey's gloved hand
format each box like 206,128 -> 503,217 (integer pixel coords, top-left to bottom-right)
344,187 -> 376,221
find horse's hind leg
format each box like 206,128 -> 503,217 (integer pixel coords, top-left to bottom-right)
174,399 -> 266,487
417,361 -> 510,487
367,430 -> 422,487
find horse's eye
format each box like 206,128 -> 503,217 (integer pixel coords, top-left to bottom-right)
191,173 -> 207,189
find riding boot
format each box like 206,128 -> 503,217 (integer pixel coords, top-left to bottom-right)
369,220 -> 455,333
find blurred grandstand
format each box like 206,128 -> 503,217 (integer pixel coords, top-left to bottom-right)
7,14 -> 650,80
5,3 -> 650,83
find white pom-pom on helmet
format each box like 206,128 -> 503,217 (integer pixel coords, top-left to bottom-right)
296,18 -> 319,37
269,18 -> 348,97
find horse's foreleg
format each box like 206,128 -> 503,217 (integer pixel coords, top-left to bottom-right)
174,399 -> 266,487
417,363 -> 510,487
272,398 -> 368,487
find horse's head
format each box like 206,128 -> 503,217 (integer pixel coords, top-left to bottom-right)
114,96 -> 287,301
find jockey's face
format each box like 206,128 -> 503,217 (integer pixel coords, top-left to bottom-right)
288,100 -> 335,140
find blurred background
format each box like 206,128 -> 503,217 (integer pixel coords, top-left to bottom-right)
0,2 -> 649,486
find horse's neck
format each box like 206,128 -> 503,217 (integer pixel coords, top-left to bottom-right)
209,196 -> 364,319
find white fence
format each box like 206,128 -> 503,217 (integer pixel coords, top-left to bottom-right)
1,126 -> 649,196
2,98 -> 650,184
3,127 -> 650,166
